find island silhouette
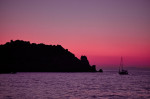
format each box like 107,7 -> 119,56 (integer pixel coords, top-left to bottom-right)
0,40 -> 97,73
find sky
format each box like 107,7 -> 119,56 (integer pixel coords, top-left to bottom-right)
0,0 -> 150,68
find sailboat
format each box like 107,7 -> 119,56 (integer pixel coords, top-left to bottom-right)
119,57 -> 128,75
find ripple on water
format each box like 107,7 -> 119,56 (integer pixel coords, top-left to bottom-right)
0,71 -> 150,99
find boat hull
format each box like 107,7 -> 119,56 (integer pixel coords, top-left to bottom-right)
119,70 -> 128,75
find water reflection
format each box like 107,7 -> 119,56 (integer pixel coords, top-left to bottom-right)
0,71 -> 150,99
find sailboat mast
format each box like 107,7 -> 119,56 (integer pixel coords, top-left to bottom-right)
120,56 -> 123,70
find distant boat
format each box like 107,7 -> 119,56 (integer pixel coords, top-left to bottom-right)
119,57 -> 128,75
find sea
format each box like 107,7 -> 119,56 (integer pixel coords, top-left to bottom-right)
0,70 -> 150,99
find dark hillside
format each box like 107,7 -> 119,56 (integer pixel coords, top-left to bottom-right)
0,40 -> 96,72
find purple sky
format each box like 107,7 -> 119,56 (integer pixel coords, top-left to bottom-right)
0,0 -> 150,68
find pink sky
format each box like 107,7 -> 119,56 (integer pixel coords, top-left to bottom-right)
0,0 -> 150,68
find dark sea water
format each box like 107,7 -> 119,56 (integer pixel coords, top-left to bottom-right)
0,70 -> 150,99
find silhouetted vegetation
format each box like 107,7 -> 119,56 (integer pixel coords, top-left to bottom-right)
0,40 -> 97,73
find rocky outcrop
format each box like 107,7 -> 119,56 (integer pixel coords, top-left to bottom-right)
0,40 -> 97,72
